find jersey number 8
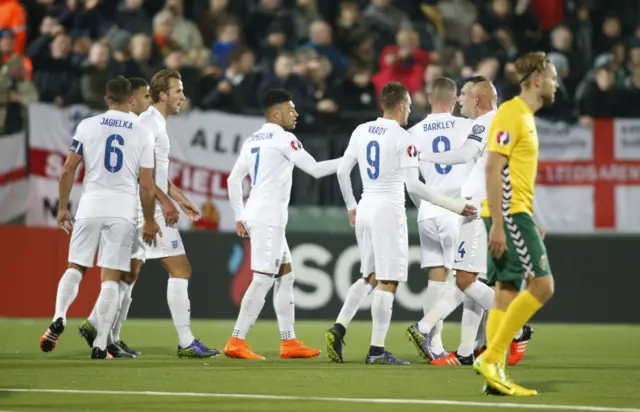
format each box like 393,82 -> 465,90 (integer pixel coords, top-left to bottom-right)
366,140 -> 380,180
104,134 -> 124,173
432,136 -> 452,175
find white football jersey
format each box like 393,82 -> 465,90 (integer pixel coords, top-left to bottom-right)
409,113 -> 472,220
460,109 -> 497,210
72,110 -> 154,223
138,106 -> 171,219
344,117 -> 419,209
236,123 -> 309,227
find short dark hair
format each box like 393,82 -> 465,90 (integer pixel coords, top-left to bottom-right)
129,77 -> 149,90
260,89 -> 292,111
228,46 -> 252,65
105,75 -> 132,105
379,81 -> 408,111
466,75 -> 489,84
150,69 -> 181,103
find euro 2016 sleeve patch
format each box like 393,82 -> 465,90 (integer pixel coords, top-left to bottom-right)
496,131 -> 511,146
407,145 -> 418,158
290,140 -> 303,150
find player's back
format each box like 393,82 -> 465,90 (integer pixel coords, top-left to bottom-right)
241,123 -> 297,227
461,109 -> 497,209
138,106 -> 170,194
409,113 -> 472,219
74,110 -> 152,222
350,118 -> 407,209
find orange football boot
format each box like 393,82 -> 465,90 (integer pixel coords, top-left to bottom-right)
224,337 -> 265,360
430,351 -> 474,366
280,339 -> 321,359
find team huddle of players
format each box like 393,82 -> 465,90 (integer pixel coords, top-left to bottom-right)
40,51 -> 558,396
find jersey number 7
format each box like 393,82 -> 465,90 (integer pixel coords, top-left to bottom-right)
104,134 -> 124,173
366,140 -> 380,180
432,136 -> 452,175
251,147 -> 260,185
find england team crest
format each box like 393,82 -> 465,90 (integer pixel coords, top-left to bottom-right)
496,131 -> 511,146
407,145 -> 418,158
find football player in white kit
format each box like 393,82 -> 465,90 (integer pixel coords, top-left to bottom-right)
78,77 -> 174,357
405,77 -> 472,361
413,76 -> 532,366
39,76 -> 160,359
134,69 -> 218,358
225,89 -> 340,360
331,81 -> 476,364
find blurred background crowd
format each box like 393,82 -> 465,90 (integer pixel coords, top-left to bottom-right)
2,0 -> 640,136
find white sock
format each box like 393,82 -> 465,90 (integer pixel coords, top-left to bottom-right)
112,281 -> 134,343
418,285 -> 465,334
458,296 -> 484,357
93,281 -> 119,351
371,290 -> 394,347
430,320 -> 445,354
417,280 -> 448,334
232,273 -> 274,340
53,268 -> 83,324
464,281 -> 495,311
167,278 -> 195,348
274,273 -> 296,341
336,278 -> 373,328
88,302 -> 98,329
475,309 -> 488,349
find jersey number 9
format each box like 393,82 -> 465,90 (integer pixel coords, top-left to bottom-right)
104,134 -> 124,173
366,140 -> 380,180
432,136 -> 452,175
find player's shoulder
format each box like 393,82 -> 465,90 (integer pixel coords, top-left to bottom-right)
138,108 -> 159,130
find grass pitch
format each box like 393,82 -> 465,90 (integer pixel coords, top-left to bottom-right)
0,319 -> 639,411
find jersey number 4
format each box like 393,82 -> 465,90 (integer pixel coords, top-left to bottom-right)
366,140 -> 380,180
432,136 -> 452,175
104,134 -> 124,173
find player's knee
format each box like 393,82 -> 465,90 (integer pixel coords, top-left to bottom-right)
363,272 -> 377,287
166,257 -> 192,279
528,275 -> 554,304
68,263 -> 87,275
455,271 -> 475,291
120,270 -> 138,285
427,266 -> 447,282
276,263 -> 293,278
377,280 -> 398,293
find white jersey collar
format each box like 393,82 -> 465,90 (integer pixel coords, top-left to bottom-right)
262,122 -> 285,132
148,105 -> 167,126
376,117 -> 399,126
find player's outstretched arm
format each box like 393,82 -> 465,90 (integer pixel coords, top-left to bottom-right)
292,151 -> 343,179
402,167 -> 476,216
57,150 -> 82,234
420,139 -> 482,165
167,180 -> 200,222
336,155 -> 358,211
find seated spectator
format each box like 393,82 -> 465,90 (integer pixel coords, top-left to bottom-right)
114,0 -> 152,36
0,55 -> 38,134
412,63 -> 444,115
153,9 -> 181,56
211,21 -> 240,69
305,21 -> 348,75
80,42 -> 112,109
256,22 -> 289,70
578,60 -> 628,122
625,38 -> 640,90
164,0 -> 204,58
200,46 -> 259,112
292,0 -> 321,44
307,56 -> 343,122
334,0 -> 369,56
258,52 -> 314,113
463,23 -> 498,69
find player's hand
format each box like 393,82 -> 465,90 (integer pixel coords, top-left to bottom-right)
57,209 -> 73,235
142,220 -> 162,247
347,208 -> 356,228
160,200 -> 179,226
489,224 -> 507,259
179,200 -> 201,222
460,204 -> 477,217
236,221 -> 248,238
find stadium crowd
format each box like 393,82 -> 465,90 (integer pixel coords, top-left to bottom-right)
2,0 -> 640,136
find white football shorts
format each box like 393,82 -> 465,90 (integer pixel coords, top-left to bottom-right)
68,217 -> 136,272
452,216 -> 487,279
417,214 -> 462,270
245,220 -> 291,274
132,215 -> 186,263
356,203 -> 408,282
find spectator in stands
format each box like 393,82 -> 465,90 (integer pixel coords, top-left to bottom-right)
1,30 -> 32,80
164,0 -> 204,58
372,28 -> 431,100
499,61 -> 521,102
307,56 -> 343,129
494,27 -> 518,62
0,0 -> 27,54
244,0 -> 297,52
114,0 -> 152,36
363,0 -> 412,52
463,23 -> 497,69
537,52 -> 576,122
625,38 -> 640,90
198,0 -> 239,47
258,52 -> 313,111
199,46 -> 259,113
594,15 -> 623,58
211,21 -> 240,69
153,9 -> 181,55
80,41 -> 112,109
549,24 -> 586,94
28,31 -> 81,106
0,55 -> 38,134
334,1 -> 369,57
439,46 -> 470,81
58,0 -> 108,40
292,0 -> 321,45
122,33 -> 157,79
411,62 -> 444,115
479,0 -> 541,53
305,21 -> 348,75
578,59 -> 627,122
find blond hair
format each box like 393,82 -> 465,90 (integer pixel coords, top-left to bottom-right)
150,69 -> 181,103
515,51 -> 551,87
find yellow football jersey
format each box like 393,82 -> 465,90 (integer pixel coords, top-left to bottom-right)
480,97 -> 538,217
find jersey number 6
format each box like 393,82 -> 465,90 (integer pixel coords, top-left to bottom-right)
366,140 -> 380,180
432,136 -> 452,175
104,134 -> 124,173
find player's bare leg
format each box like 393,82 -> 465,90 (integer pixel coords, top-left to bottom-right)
367,281 -> 409,364
161,254 -> 220,358
326,273 -> 376,363
91,267 -> 123,360
274,263 -> 321,359
40,263 -> 86,353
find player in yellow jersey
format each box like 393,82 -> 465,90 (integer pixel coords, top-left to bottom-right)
473,51 -> 558,396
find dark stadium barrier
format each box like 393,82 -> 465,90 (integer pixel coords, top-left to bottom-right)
2,226 -> 639,323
